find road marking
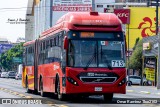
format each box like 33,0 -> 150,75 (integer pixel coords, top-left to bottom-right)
4,89 -> 8,92
59,105 -> 68,107
126,90 -> 134,92
9,90 -> 13,93
19,94 -> 25,97
48,104 -> 56,106
157,93 -> 160,95
13,92 -> 19,95
25,96 -> 33,98
51,104 -> 64,107
140,91 -> 150,94
46,101 -> 54,104
1,88 -> 4,90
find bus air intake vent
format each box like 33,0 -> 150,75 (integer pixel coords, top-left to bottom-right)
74,25 -> 119,29
77,72 -> 119,83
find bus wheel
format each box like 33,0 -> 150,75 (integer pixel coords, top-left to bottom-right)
103,93 -> 113,103
26,77 -> 31,93
57,79 -> 66,100
40,80 -> 46,97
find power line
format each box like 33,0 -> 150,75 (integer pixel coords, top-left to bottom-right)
0,6 -> 52,11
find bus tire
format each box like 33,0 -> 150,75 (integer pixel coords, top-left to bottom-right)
103,93 -> 113,103
56,78 -> 66,101
26,77 -> 31,93
40,79 -> 46,97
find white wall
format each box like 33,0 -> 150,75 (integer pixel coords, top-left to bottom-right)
95,0 -> 115,13
25,15 -> 34,41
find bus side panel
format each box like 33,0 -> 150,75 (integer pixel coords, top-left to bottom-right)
38,62 -> 62,93
26,66 -> 35,90
22,67 -> 26,88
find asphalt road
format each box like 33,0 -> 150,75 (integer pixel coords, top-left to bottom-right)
0,85 -> 50,107
0,78 -> 159,107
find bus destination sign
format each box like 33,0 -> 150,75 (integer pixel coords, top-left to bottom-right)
80,32 -> 94,38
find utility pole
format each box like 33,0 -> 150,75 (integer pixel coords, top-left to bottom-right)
156,0 -> 159,35
147,0 -> 160,89
147,0 -> 159,34
92,0 -> 95,11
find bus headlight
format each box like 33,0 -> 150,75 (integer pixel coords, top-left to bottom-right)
67,77 -> 79,86
118,78 -> 126,86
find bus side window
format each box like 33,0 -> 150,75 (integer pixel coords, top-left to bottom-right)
43,41 -> 45,50
47,40 -> 50,49
58,32 -> 63,46
24,47 -> 27,66
39,42 -> 43,65
56,36 -> 59,46
40,42 -> 43,51
26,46 -> 34,66
54,38 -> 56,46
50,39 -> 53,47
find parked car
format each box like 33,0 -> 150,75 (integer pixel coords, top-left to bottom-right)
143,77 -> 152,86
15,73 -> 22,80
6,71 -> 16,78
1,72 -> 8,78
126,75 -> 152,86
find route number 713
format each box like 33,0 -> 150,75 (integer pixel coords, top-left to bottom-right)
111,60 -> 125,67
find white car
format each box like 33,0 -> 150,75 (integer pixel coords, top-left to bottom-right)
126,75 -> 151,86
6,71 -> 16,78
127,75 -> 142,85
1,72 -> 8,78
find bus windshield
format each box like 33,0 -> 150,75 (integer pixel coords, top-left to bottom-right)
68,39 -> 125,68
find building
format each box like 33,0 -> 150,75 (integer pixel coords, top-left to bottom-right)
0,37 -> 10,44
142,35 -> 158,86
16,37 -> 25,43
25,0 -> 34,42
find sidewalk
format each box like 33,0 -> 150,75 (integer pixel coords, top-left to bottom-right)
126,86 -> 160,95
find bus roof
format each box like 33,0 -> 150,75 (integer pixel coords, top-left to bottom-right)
41,12 -> 122,37
23,40 -> 35,46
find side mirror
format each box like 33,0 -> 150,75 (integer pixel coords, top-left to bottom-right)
64,36 -> 68,50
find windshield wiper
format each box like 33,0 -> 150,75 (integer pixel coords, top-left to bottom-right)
105,59 -> 113,70
100,45 -> 112,70
84,45 -> 97,70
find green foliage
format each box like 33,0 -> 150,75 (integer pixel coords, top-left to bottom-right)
132,38 -> 140,50
127,39 -> 142,70
0,43 -> 24,71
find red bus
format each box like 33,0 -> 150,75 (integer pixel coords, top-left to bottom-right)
22,12 -> 126,101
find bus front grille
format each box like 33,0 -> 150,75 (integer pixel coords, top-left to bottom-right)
79,77 -> 117,83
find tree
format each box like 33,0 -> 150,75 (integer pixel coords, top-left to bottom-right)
132,38 -> 140,50
127,39 -> 143,71
0,43 -> 24,71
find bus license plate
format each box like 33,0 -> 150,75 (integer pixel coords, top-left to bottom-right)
95,87 -> 102,91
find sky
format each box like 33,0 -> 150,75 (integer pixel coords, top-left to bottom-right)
0,0 -> 28,42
